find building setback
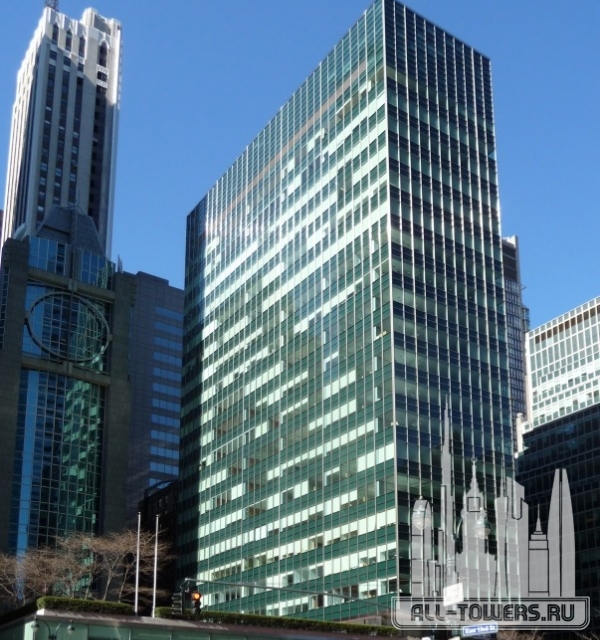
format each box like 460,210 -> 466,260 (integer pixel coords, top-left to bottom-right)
181,0 -> 513,621
1,5 -> 121,259
0,206 -> 135,554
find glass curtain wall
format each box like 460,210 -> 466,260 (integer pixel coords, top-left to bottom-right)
385,0 -> 512,588
8,237 -> 113,554
181,0 -> 513,621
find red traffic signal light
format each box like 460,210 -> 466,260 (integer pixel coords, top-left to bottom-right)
191,591 -> 202,611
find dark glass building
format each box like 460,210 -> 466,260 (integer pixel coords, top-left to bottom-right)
126,272 -> 183,526
502,236 -> 528,442
181,0 -> 513,620
0,206 -> 135,553
518,405 -> 600,631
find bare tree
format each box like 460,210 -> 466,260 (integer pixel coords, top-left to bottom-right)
55,534 -> 103,599
0,552 -> 21,608
110,530 -> 173,604
22,546 -> 69,598
0,528 -> 173,608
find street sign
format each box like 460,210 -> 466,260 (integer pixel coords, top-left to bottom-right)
443,581 -> 464,607
171,592 -> 183,615
462,623 -> 498,637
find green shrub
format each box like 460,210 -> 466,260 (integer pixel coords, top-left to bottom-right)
153,608 -> 402,636
37,597 -> 133,615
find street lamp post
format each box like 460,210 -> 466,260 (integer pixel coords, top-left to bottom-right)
446,507 -> 491,574
31,617 -> 75,640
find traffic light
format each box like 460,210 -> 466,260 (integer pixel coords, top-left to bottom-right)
191,590 -> 202,613
171,592 -> 182,616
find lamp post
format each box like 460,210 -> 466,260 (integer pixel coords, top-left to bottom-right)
412,497 -> 431,531
30,617 -> 75,640
473,508 -> 491,541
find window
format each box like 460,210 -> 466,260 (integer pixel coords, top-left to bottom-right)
98,42 -> 107,66
152,383 -> 180,397
156,307 -> 183,321
154,321 -> 183,337
78,36 -> 85,58
52,24 -> 58,44
65,30 -> 72,52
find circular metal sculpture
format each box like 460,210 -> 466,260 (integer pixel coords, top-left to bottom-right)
26,292 -> 110,363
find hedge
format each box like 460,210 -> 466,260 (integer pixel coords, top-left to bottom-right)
37,597 -> 133,615
154,607 -> 403,636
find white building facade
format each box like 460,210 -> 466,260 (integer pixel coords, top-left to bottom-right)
525,297 -> 600,432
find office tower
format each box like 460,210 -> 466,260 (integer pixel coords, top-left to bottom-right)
0,206 -> 135,554
518,297 -> 600,630
181,0 -> 512,620
523,297 -> 600,431
2,5 -> 121,259
126,272 -> 183,525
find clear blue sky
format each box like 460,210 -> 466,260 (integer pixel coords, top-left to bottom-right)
1,1 -> 599,328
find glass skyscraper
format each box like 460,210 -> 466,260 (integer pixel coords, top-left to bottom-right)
502,236 -> 528,444
126,272 -> 183,525
0,206 -> 135,554
0,5 -> 186,556
181,0 -> 513,620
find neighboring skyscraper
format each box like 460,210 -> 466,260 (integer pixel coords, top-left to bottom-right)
518,297 -> 600,630
2,5 -> 121,259
181,0 -> 513,620
0,5 -> 186,557
126,272 -> 183,525
0,206 -> 135,554
502,236 -> 528,431
524,296 -> 600,432
518,406 -> 600,630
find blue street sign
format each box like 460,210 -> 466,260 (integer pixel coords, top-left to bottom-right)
462,623 -> 498,637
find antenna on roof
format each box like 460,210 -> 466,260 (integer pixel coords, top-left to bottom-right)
45,0 -> 59,10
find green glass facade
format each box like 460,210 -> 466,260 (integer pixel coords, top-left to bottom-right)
0,209 -> 135,554
8,237 -> 112,553
181,0 -> 512,620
